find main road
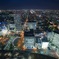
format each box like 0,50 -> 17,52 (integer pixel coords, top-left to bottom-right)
4,35 -> 17,50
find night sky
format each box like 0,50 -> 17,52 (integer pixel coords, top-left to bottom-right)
0,0 -> 59,10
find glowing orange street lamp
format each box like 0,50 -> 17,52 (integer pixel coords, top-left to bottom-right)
33,48 -> 37,52
22,45 -> 27,51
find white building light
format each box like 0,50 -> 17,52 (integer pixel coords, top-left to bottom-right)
2,29 -> 8,35
42,42 -> 49,49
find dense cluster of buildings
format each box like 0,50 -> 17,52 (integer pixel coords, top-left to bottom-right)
0,10 -> 59,59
